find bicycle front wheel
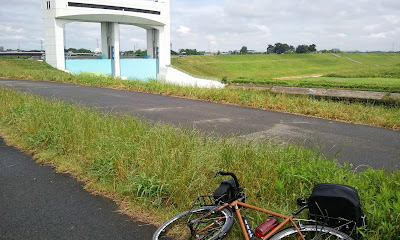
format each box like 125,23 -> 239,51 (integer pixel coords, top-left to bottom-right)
153,206 -> 234,240
270,225 -> 354,240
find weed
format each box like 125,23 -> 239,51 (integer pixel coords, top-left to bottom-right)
0,88 -> 399,239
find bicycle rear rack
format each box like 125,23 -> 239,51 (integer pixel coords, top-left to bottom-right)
308,214 -> 357,234
183,195 -> 225,223
190,195 -> 222,209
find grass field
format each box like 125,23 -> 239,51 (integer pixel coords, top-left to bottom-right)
172,53 -> 400,92
0,88 -> 399,239
0,59 -> 399,130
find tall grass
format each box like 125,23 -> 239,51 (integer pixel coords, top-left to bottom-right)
0,88 -> 399,239
0,59 -> 399,129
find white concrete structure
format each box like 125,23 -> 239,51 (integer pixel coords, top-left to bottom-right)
42,0 -> 171,78
166,66 -> 225,88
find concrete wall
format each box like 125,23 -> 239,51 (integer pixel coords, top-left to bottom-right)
165,67 -> 225,88
66,59 -> 157,79
66,60 -> 225,88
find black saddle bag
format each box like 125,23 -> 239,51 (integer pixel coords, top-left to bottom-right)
308,183 -> 367,230
213,179 -> 237,203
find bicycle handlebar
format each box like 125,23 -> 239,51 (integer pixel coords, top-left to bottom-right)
214,171 -> 240,189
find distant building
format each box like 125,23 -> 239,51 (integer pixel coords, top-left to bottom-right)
93,48 -> 101,54
178,52 -> 187,57
0,46 -> 4,52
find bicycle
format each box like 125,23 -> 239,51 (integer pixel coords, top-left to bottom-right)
153,171 -> 361,240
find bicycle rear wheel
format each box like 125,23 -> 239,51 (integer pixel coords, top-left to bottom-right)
270,225 -> 354,240
153,206 -> 234,240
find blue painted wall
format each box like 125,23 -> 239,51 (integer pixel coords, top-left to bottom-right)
121,59 -> 157,79
66,59 -> 157,80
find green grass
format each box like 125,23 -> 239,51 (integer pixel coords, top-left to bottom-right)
172,53 -> 400,92
0,59 -> 399,130
0,88 -> 399,239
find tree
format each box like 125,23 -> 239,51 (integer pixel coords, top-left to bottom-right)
267,43 -> 294,54
65,48 -> 92,53
296,44 -> 317,54
240,46 -> 248,55
296,45 -> 309,54
308,44 -> 317,52
267,44 -> 275,54
179,49 -> 204,55
274,43 -> 290,54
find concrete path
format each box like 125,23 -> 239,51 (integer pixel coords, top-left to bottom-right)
0,137 -> 156,240
229,84 -> 400,102
1,79 -> 399,170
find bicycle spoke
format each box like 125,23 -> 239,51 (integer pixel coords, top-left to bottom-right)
153,206 -> 233,240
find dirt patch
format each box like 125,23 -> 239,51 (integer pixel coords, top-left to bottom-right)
276,74 -> 323,80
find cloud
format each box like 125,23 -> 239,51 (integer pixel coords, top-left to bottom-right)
206,35 -> 217,45
381,0 -> 400,9
0,35 -> 25,40
176,26 -> 191,35
368,33 -> 387,39
384,15 -> 400,24
363,24 -> 379,31
1,0 -> 400,51
0,25 -> 24,34
249,24 -> 271,35
130,38 -> 145,43
0,24 -> 26,43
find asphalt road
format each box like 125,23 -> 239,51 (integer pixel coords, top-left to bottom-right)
0,137 -> 156,240
1,79 -> 399,169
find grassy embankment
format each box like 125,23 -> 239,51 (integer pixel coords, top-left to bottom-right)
0,88 -> 399,239
0,59 -> 399,130
172,53 -> 400,93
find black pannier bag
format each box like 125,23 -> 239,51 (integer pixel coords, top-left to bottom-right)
308,183 -> 367,231
213,179 -> 238,203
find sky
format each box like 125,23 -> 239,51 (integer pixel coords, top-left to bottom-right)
0,0 -> 399,52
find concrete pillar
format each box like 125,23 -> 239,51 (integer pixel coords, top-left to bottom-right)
101,22 -> 111,59
152,25 -> 170,79
101,22 -> 120,77
161,0 -> 171,67
43,19 -> 70,70
146,26 -> 172,65
111,22 -> 121,77
156,25 -> 171,68
146,29 -> 156,59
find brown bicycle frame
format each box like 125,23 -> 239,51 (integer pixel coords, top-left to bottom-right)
213,200 -> 306,240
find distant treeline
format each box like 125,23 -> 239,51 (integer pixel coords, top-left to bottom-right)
171,49 -> 206,55
172,44 -> 343,56
266,43 -> 317,54
65,48 -> 92,53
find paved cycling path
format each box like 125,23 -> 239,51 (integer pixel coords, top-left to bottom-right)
1,79 -> 399,170
0,137 -> 156,240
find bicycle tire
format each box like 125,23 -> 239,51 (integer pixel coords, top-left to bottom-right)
269,225 -> 354,240
153,206 -> 234,240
